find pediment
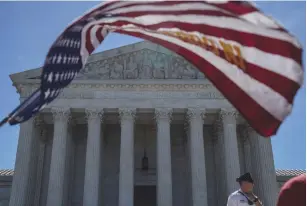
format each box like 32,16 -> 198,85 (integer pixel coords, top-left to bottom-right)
10,41 -> 205,83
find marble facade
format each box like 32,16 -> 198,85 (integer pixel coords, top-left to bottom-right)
7,41 -> 279,206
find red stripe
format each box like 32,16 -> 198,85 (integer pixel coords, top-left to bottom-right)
115,29 -> 281,137
100,20 -> 302,65
96,26 -> 104,42
104,1 -> 231,13
85,25 -> 95,54
86,21 -> 301,102
166,32 -> 300,104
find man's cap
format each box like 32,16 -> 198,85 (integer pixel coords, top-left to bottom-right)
236,172 -> 254,183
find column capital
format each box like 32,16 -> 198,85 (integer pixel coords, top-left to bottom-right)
154,108 -> 172,122
219,109 -> 238,124
51,107 -> 71,122
33,116 -> 44,128
118,108 -> 136,122
186,108 -> 206,122
85,108 -> 104,122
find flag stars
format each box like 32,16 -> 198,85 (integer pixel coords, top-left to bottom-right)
63,55 -> 67,64
44,89 -> 51,99
52,55 -> 57,64
50,90 -> 56,97
56,54 -> 62,64
44,73 -> 48,80
47,72 -> 53,83
55,72 -> 60,82
14,116 -> 24,122
33,106 -> 39,112
67,56 -> 72,64
60,73 -> 65,81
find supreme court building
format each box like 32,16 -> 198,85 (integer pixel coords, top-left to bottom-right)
3,41 -> 305,206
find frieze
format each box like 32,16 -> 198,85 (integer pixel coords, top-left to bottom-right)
78,49 -> 206,80
16,83 -> 226,100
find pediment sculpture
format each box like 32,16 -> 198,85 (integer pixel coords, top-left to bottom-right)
77,49 -> 205,80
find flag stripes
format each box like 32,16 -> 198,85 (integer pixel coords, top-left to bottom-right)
1,1 -> 303,138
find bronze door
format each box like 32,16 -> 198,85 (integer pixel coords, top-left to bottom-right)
134,186 -> 156,206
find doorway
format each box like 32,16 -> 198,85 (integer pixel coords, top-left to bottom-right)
134,185 -> 156,206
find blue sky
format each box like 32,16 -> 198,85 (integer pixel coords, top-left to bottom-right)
0,1 -> 305,170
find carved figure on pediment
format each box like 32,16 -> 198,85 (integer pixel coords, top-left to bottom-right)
124,54 -> 138,79
139,50 -> 153,79
197,68 -> 205,79
153,53 -> 168,79
181,63 -> 197,79
97,60 -> 110,79
110,58 -> 124,79
169,57 -> 183,79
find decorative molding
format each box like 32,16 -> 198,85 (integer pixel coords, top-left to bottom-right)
51,107 -> 71,122
78,49 -> 206,80
183,121 -> 189,133
85,108 -> 104,122
186,108 -> 206,122
33,116 -> 44,127
118,108 -> 136,122
14,83 -> 226,100
154,108 -> 173,122
219,109 -> 238,124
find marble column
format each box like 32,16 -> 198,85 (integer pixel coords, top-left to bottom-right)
118,108 -> 136,206
33,126 -> 48,206
204,127 -> 216,206
83,109 -> 103,206
186,108 -> 208,206
46,108 -> 70,206
242,132 -> 252,173
155,108 -> 173,206
247,126 -> 278,206
9,116 -> 40,206
213,121 -> 225,206
220,109 -> 240,196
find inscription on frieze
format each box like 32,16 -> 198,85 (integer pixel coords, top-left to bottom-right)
78,49 -> 205,80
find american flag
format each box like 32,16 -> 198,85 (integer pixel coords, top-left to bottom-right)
0,1 -> 303,137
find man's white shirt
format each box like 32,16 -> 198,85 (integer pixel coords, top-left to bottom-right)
227,190 -> 255,206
